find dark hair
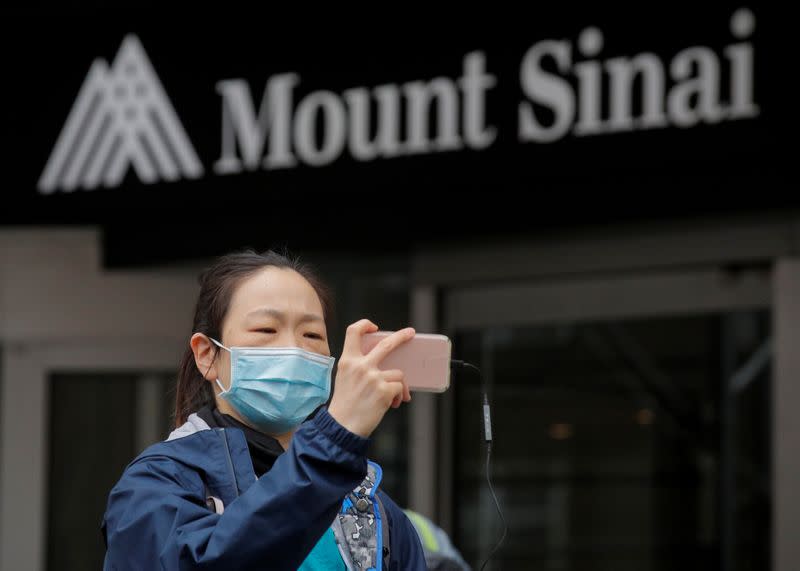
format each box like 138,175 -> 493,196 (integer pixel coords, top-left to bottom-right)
174,249 -> 334,426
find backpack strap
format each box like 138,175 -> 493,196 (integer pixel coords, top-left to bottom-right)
333,461 -> 386,571
375,494 -> 391,570
332,517 -> 357,571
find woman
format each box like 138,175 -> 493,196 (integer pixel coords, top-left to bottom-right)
102,250 -> 427,570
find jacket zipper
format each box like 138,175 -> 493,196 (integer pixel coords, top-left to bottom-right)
219,429 -> 240,497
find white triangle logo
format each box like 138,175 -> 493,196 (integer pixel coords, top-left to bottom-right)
38,35 -> 204,193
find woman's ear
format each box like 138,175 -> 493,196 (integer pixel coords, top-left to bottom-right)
190,333 -> 220,382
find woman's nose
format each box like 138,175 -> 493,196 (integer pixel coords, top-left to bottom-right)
275,331 -> 303,348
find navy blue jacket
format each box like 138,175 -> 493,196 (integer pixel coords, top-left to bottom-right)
102,408 -> 426,570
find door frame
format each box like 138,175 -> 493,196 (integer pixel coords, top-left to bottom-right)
0,338 -> 183,571
407,213 -> 799,571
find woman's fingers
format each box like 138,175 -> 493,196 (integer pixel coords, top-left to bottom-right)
341,319 -> 379,357
329,322 -> 415,437
382,369 -> 408,409
386,379 -> 406,409
365,327 -> 415,366
381,369 -> 405,383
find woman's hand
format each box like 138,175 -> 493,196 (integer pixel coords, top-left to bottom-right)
327,320 -> 415,437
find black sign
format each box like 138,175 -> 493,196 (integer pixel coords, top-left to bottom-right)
4,4 -> 794,265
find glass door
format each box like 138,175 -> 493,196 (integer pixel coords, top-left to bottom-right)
444,269 -> 772,571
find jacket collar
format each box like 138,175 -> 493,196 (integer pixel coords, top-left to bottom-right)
131,414 -> 257,505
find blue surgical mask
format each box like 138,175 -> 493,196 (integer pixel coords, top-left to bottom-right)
210,338 -> 335,435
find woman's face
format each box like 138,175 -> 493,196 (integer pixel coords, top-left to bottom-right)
192,266 -> 330,427
220,266 -> 329,359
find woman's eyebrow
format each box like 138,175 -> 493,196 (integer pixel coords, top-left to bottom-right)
245,308 -> 324,324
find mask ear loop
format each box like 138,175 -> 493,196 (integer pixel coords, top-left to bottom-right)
209,337 -> 231,352
208,337 -> 232,396
214,378 -> 227,396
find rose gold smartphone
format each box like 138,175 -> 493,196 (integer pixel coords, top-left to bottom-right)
360,331 -> 452,392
